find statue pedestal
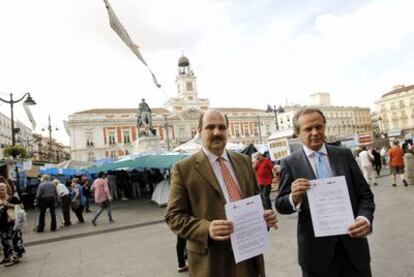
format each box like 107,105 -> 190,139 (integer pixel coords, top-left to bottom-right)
133,136 -> 163,154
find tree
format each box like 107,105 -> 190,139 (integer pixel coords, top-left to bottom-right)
3,145 -> 28,159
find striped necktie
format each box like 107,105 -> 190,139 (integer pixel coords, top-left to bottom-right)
314,151 -> 332,179
217,157 -> 241,202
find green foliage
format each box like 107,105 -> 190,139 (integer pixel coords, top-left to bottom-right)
3,145 -> 28,159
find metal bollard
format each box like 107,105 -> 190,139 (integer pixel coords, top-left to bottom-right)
404,153 -> 414,185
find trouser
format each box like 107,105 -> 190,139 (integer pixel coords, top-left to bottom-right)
373,163 -> 381,176
60,194 -> 71,225
109,182 -> 118,200
176,236 -> 187,268
37,196 -> 57,232
72,205 -> 84,223
84,194 -> 91,211
302,242 -> 371,277
361,165 -> 376,185
132,181 -> 141,198
92,201 -> 113,222
259,185 -> 272,209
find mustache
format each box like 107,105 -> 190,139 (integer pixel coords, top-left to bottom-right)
211,136 -> 224,141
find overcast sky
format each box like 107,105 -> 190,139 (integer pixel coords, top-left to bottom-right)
1,0 -> 413,145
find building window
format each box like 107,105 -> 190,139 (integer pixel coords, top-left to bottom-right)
108,131 -> 116,145
123,131 -> 131,143
235,126 -> 240,137
186,82 -> 193,91
179,126 -> 185,138
85,132 -> 94,147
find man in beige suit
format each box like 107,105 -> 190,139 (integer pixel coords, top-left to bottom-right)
166,110 -> 278,277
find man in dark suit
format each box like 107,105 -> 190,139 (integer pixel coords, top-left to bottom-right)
166,110 -> 278,277
275,108 -> 375,277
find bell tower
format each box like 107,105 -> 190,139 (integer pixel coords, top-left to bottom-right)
176,55 -> 198,100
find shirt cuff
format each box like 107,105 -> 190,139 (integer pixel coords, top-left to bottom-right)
356,216 -> 371,226
289,193 -> 301,212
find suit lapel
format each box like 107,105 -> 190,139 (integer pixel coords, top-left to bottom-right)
194,151 -> 223,197
295,149 -> 317,180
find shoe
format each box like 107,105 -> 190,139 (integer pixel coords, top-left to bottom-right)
78,220 -> 84,224
109,219 -> 115,223
374,183 -> 378,186
0,259 -> 10,265
92,219 -> 97,226
403,180 -> 408,187
64,222 -> 72,227
177,265 -> 188,272
4,259 -> 19,267
392,184 -> 397,187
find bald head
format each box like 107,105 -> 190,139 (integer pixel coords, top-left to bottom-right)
198,110 -> 229,156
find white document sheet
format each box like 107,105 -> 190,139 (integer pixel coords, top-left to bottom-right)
225,194 -> 268,264
307,176 -> 355,237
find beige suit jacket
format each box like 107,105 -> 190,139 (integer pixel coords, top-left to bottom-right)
165,150 -> 266,277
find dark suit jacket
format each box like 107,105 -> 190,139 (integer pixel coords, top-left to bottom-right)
275,145 -> 375,274
165,150 -> 266,277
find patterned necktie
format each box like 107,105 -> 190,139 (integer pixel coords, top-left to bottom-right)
217,157 -> 241,202
314,151 -> 332,179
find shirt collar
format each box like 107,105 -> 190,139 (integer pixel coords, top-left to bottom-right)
202,147 -> 229,164
302,143 -> 328,158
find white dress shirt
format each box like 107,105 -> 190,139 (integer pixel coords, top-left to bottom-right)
202,148 -> 241,204
56,183 -> 69,198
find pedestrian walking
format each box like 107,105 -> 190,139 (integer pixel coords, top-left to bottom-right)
359,146 -> 378,186
380,146 -> 387,166
91,172 -> 114,226
53,179 -> 71,226
388,141 -> 408,187
371,147 -> 382,176
81,176 -> 92,213
70,178 -> 85,223
253,151 -> 274,209
34,175 -> 58,232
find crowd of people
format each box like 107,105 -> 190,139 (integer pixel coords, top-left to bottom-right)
356,140 -> 413,188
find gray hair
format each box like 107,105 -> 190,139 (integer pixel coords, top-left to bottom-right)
292,107 -> 327,134
41,174 -> 51,182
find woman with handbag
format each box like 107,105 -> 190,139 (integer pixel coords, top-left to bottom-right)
0,182 -> 25,267
91,172 -> 114,226
70,178 -> 85,223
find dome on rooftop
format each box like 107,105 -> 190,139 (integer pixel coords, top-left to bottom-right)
178,55 -> 190,66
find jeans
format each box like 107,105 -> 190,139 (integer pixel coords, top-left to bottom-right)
92,201 -> 113,222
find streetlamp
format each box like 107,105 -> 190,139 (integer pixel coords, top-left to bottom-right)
0,93 -> 36,146
266,104 -> 285,131
256,115 -> 263,144
42,114 -> 59,162
163,115 -> 173,151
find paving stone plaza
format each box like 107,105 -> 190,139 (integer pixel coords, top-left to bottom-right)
1,170 -> 413,277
